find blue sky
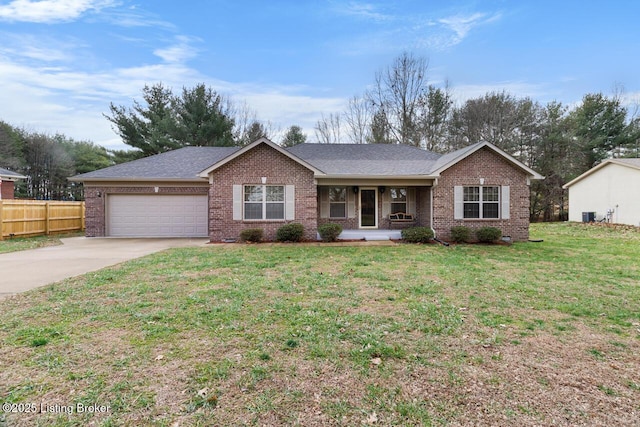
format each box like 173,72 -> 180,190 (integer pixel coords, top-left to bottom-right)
0,0 -> 638,151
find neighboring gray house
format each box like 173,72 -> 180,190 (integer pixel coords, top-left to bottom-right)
563,158 -> 640,226
70,138 -> 543,241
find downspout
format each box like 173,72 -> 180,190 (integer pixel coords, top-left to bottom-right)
429,178 -> 436,237
430,178 -> 450,246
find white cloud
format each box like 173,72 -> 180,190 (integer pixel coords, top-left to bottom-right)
101,6 -> 176,30
0,0 -> 117,23
239,88 -> 346,134
335,9 -> 503,55
334,1 -> 391,22
0,33 -> 79,62
0,45 -> 206,149
0,2 -> 348,149
0,46 -> 348,149
153,36 -> 200,64
439,13 -> 485,41
429,12 -> 502,48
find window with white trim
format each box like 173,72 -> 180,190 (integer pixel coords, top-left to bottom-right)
463,186 -> 499,219
328,187 -> 347,218
244,185 -> 285,220
389,187 -> 407,213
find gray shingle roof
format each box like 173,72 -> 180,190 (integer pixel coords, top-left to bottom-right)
287,143 -> 441,175
71,141 -> 542,181
70,146 -> 239,180
563,157 -> 640,188
0,167 -> 26,179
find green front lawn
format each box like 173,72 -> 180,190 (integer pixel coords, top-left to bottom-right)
0,232 -> 84,254
1,223 -> 639,426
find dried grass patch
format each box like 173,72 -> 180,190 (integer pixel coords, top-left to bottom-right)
449,324 -> 640,426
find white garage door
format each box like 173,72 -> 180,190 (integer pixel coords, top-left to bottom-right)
107,194 -> 208,237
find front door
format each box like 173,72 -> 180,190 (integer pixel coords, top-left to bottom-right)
359,188 -> 378,228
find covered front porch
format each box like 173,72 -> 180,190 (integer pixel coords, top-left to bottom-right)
316,180 -> 434,239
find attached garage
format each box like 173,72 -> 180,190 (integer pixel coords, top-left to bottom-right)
107,194 -> 208,237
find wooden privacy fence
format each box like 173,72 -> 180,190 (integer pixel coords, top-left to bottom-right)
0,200 -> 85,240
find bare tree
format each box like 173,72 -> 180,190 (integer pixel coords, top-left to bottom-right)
231,100 -> 281,145
343,95 -> 371,144
232,100 -> 258,144
449,91 -> 523,152
367,52 -> 430,146
314,113 -> 342,144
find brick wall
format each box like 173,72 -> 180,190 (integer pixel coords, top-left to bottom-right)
433,147 -> 531,242
317,216 -> 359,230
415,187 -> 431,228
1,181 -> 15,199
84,185 -> 208,237
209,143 -> 317,242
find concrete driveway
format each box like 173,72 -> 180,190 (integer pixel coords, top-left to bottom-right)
0,237 -> 208,298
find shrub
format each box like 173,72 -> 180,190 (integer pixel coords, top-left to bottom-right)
450,226 -> 472,243
476,226 -> 502,243
276,223 -> 305,242
401,226 -> 434,243
318,223 -> 342,242
239,228 -> 263,243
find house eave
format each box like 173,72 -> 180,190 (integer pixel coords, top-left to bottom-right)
433,141 -> 544,180
563,159 -> 640,189
0,173 -> 27,180
316,174 -> 438,186
316,174 -> 439,180
68,177 -> 208,183
198,138 -> 324,177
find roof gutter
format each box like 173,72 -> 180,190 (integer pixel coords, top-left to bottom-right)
315,174 -> 440,180
562,159 -> 640,189
67,177 -> 208,183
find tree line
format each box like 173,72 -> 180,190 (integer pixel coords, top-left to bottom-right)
313,52 -> 640,221
0,122 -> 112,200
0,84 -> 306,200
1,52 -> 638,219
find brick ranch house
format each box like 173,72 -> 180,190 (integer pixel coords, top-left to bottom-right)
70,138 -> 543,242
0,167 -> 26,200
